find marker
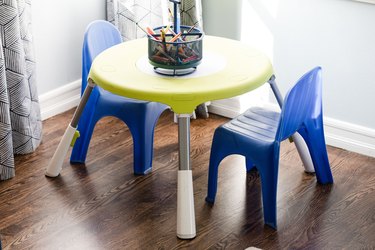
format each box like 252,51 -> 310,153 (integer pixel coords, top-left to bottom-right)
169,32 -> 182,42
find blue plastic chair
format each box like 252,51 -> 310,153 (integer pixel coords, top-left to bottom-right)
206,67 -> 333,228
70,20 -> 168,174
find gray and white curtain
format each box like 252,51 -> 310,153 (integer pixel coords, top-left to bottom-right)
107,0 -> 164,40
106,0 -> 203,41
180,0 -> 203,28
0,0 -> 42,180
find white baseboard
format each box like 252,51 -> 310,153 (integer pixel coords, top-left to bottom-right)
209,101 -> 375,158
353,0 -> 375,5
39,80 -> 81,120
208,100 -> 241,119
324,118 -> 375,158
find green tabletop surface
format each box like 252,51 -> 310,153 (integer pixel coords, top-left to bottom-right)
89,35 -> 273,114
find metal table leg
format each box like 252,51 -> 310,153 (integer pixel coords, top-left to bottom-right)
45,79 -> 96,177
268,75 -> 315,173
176,114 -> 196,239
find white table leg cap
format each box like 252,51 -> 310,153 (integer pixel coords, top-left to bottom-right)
177,232 -> 196,239
177,170 -> 196,239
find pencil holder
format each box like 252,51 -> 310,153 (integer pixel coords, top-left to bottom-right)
148,25 -> 204,74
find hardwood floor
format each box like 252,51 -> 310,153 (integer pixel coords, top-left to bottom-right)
0,109 -> 374,250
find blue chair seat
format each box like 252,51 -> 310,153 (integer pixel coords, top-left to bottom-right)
223,107 -> 280,143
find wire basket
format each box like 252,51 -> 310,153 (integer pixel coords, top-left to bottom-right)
148,25 -> 204,71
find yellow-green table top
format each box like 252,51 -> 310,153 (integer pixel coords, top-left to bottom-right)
89,35 -> 273,114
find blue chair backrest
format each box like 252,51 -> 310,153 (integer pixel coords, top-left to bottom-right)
276,67 -> 323,142
81,20 -> 122,91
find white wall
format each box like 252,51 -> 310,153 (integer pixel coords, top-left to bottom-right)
203,0 -> 375,129
272,0 -> 375,129
32,0 -> 106,95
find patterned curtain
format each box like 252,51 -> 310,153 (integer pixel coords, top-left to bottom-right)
106,0 -> 203,40
180,0 -> 203,28
106,0 -> 164,41
0,0 -> 42,180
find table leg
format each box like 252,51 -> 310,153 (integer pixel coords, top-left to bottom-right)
268,75 -> 315,173
45,79 -> 96,177
177,114 -> 196,239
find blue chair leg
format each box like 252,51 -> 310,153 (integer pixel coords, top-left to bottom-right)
128,118 -> 155,175
258,156 -> 279,229
246,157 -> 256,172
205,128 -> 238,204
126,104 -> 166,175
300,118 -> 333,184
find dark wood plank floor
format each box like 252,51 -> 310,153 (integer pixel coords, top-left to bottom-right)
0,109 -> 374,250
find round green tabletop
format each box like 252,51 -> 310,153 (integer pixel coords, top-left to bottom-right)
89,35 -> 273,114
